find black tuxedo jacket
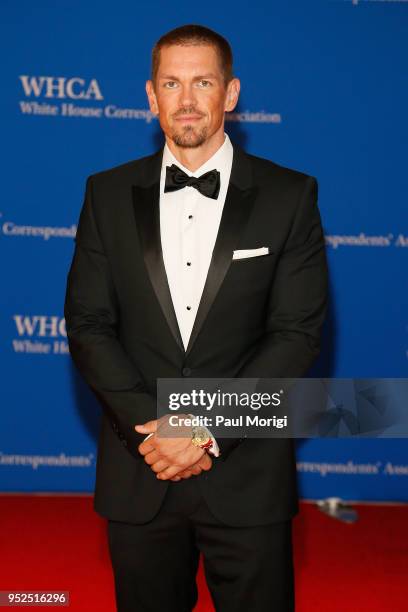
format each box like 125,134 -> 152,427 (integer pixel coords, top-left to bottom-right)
64,140 -> 328,527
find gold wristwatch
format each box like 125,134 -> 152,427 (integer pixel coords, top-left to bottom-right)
191,425 -> 213,451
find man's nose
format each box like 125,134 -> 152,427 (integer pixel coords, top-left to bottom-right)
179,84 -> 197,107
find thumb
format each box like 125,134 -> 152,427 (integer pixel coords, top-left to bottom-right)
198,453 -> 212,470
135,420 -> 157,433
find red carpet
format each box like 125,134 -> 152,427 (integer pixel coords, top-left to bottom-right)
0,495 -> 406,611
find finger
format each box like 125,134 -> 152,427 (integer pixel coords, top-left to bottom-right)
138,439 -> 156,456
143,449 -> 164,466
167,464 -> 202,479
150,459 -> 171,473
156,464 -> 185,480
187,464 -> 202,476
135,420 -> 158,434
165,458 -> 204,479
179,470 -> 194,479
197,454 -> 212,470
170,476 -> 182,481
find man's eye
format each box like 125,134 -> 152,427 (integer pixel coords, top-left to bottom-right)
163,80 -> 211,88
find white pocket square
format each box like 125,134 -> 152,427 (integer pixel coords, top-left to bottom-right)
232,247 -> 270,260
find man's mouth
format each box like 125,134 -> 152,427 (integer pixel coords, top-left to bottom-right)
175,115 -> 203,122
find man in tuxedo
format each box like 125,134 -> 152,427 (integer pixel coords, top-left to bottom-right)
64,23 -> 328,612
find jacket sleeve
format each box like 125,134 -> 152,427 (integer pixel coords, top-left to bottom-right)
216,175 -> 329,459
64,175 -> 157,460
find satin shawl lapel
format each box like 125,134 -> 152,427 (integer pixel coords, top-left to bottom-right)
132,142 -> 258,358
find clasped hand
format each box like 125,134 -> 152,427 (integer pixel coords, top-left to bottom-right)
135,414 -> 212,482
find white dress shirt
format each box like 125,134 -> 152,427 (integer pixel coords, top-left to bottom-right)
159,132 -> 233,351
148,131 -> 234,458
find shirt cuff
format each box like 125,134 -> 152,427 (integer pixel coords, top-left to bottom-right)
206,430 -> 220,457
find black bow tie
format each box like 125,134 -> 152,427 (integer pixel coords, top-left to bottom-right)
164,164 -> 221,200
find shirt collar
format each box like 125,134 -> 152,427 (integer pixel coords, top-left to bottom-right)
161,132 -> 233,177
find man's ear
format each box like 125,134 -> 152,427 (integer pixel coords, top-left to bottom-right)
224,77 -> 240,113
146,80 -> 159,116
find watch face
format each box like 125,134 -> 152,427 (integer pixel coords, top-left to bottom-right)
192,426 -> 210,445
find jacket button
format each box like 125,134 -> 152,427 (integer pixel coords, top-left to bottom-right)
121,439 -> 128,447
182,367 -> 191,377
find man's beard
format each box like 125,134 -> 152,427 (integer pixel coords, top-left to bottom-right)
170,123 -> 208,148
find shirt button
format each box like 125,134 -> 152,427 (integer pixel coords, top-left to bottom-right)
186,306 -> 191,310
182,367 -> 192,377
188,215 -> 193,219
187,262 -> 191,266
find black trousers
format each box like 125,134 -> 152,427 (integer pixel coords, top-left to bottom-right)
107,476 -> 294,612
